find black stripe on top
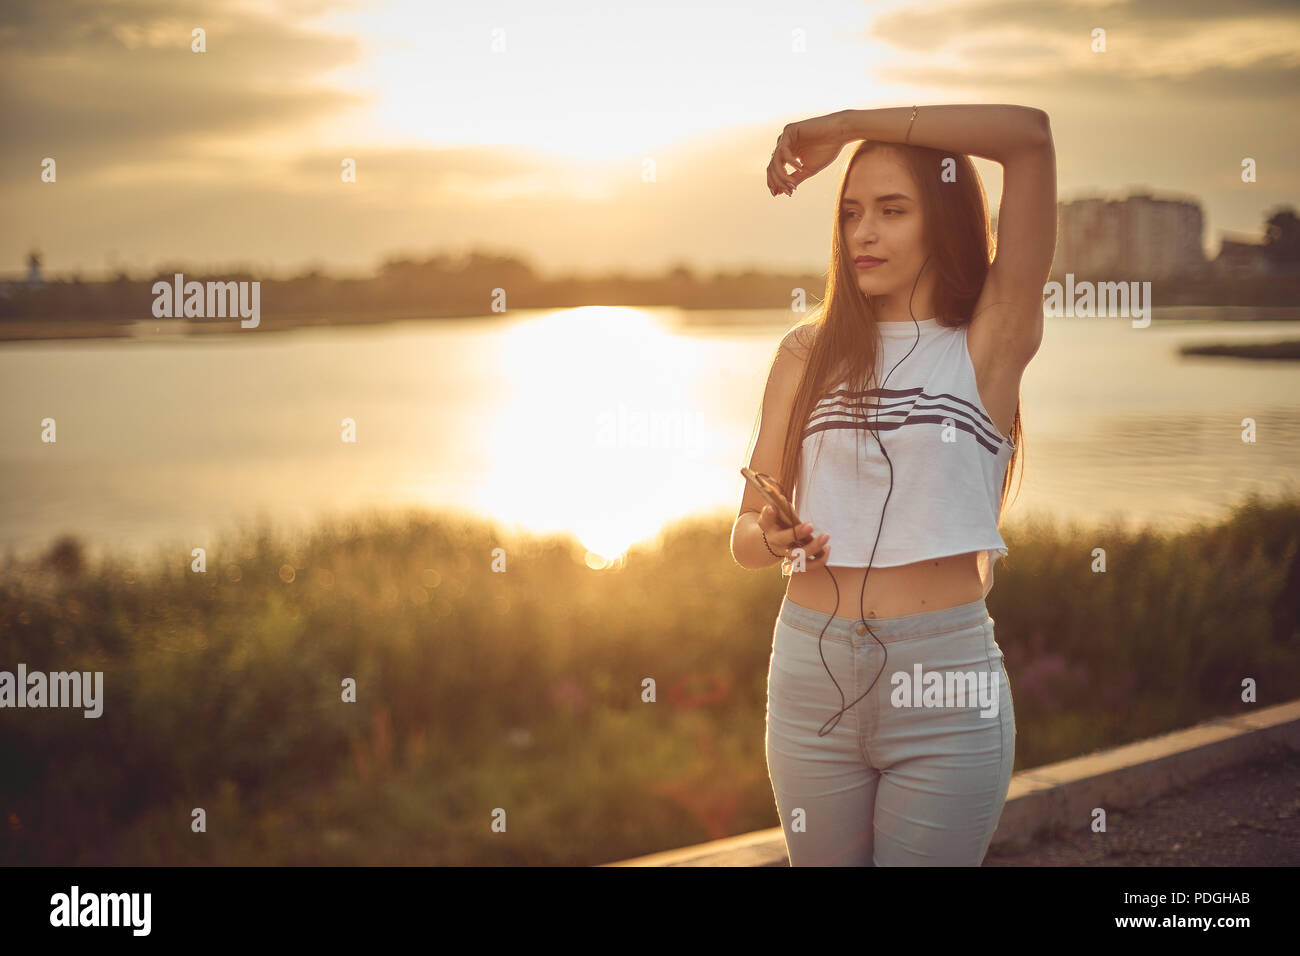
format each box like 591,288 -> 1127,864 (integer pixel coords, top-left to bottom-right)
804,384 -> 1006,455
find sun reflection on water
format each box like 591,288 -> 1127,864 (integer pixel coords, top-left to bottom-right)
468,306 -> 717,566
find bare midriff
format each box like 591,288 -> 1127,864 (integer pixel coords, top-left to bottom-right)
784,550 -> 985,619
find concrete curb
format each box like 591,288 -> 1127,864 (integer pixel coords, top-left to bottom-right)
604,698 -> 1300,866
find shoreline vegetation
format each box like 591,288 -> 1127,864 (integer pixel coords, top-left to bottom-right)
2,251 -> 1299,342
2,489 -> 1298,865
1179,340 -> 1300,360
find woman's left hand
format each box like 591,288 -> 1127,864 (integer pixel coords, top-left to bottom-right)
767,111 -> 848,196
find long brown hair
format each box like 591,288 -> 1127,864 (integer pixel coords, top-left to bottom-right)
764,139 -> 1023,530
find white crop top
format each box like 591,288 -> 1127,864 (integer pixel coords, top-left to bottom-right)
793,316 -> 1015,598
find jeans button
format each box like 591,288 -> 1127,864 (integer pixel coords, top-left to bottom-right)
855,623 -> 868,636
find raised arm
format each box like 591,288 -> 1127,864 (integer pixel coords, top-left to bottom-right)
836,104 -> 1049,166
836,103 -> 1055,368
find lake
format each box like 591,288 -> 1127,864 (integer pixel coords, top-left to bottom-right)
2,304 -> 1298,565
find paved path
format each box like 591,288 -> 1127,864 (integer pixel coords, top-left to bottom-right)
984,750 -> 1300,866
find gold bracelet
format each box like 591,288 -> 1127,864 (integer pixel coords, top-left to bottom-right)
904,105 -> 918,144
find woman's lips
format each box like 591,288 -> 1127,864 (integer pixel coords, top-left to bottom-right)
855,257 -> 885,270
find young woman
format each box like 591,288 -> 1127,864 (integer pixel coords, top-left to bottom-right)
732,104 -> 1055,865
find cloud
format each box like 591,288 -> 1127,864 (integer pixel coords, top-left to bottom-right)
871,0 -> 1300,49
868,0 -> 1300,103
889,51 -> 1300,102
0,0 -> 368,182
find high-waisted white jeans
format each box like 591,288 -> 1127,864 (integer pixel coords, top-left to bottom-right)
765,594 -> 1016,866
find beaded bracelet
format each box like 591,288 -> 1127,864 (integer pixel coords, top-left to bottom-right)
760,526 -> 783,559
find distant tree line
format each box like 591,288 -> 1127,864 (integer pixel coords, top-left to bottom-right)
2,242 -> 1298,323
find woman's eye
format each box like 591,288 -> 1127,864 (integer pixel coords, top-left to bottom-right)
840,208 -> 902,220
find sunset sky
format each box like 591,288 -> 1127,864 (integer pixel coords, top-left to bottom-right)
3,0 -> 1298,280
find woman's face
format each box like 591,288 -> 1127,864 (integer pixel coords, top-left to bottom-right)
840,149 -> 927,300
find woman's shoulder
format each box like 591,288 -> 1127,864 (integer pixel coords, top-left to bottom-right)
779,321 -> 820,360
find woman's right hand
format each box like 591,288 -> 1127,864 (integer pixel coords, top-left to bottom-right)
757,506 -> 831,567
767,111 -> 848,196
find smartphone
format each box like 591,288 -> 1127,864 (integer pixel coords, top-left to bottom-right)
740,467 -> 801,530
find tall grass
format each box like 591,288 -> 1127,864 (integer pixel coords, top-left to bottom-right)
2,491 -> 1297,865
